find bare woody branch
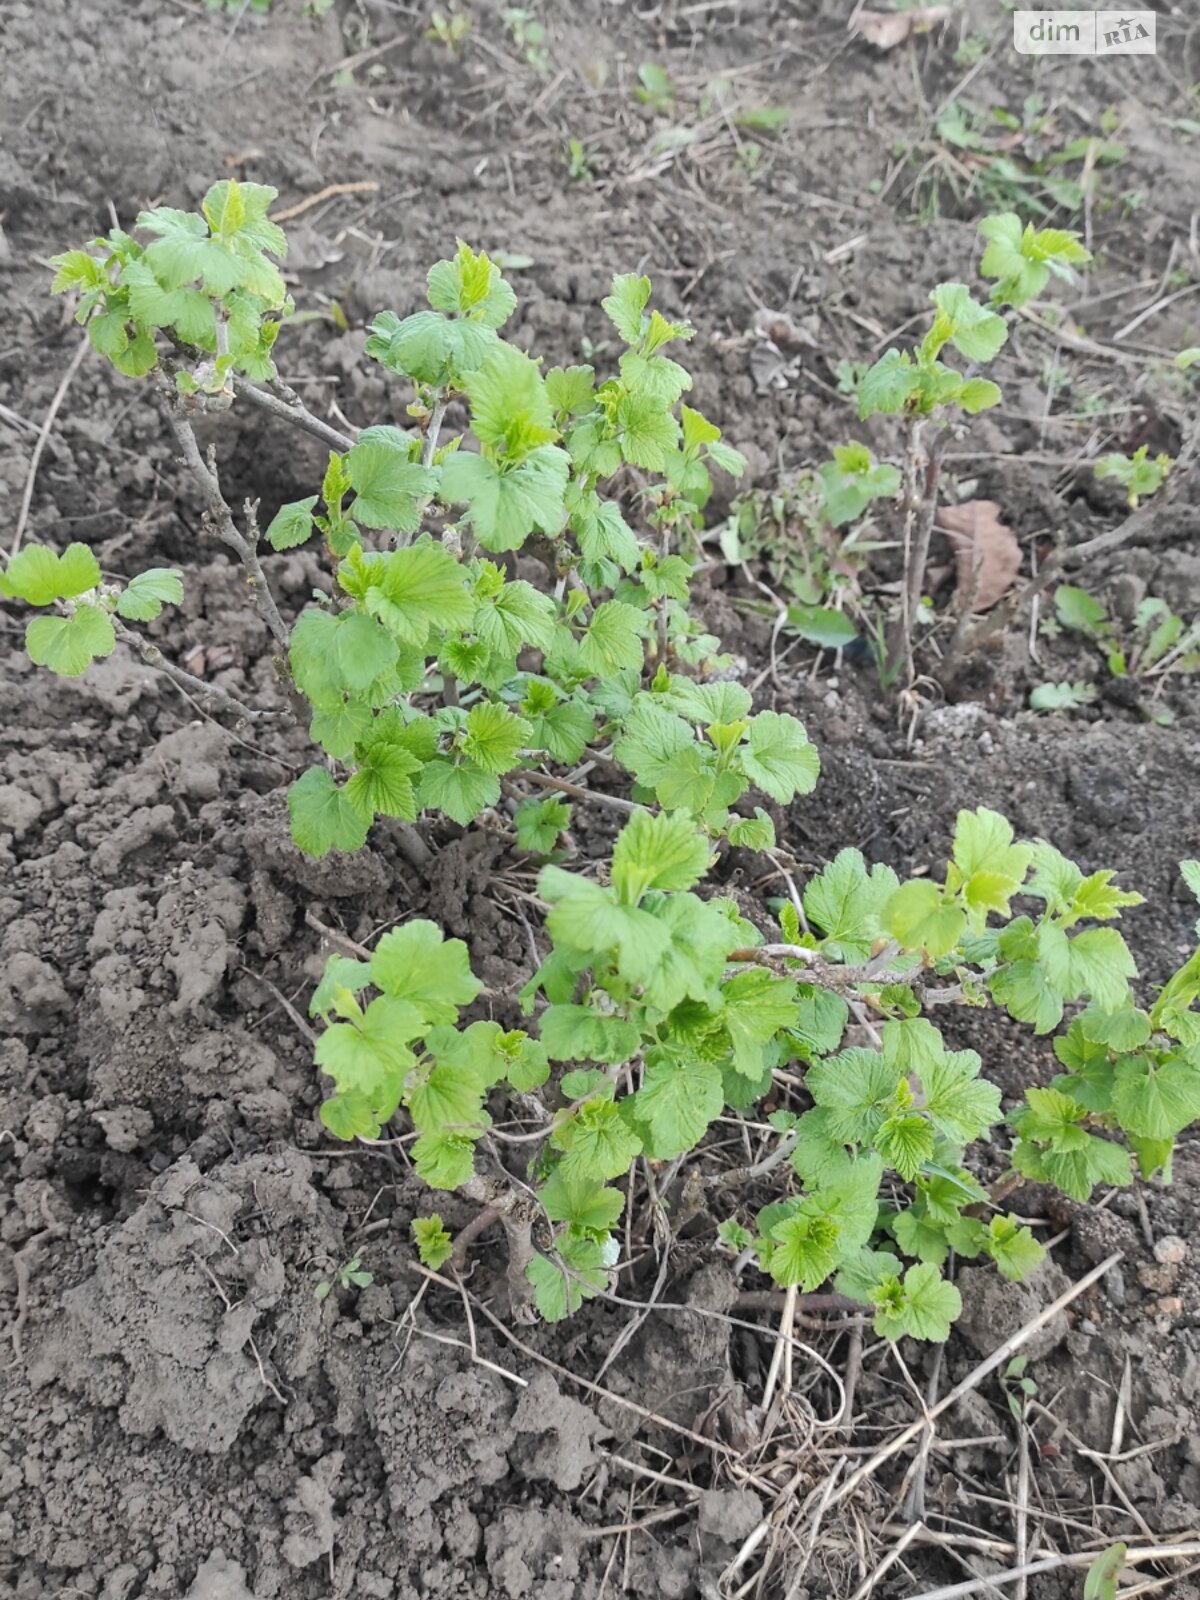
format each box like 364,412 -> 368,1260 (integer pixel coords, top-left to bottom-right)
157,385 -> 291,651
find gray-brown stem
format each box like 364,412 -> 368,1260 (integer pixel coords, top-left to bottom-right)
112,619 -> 291,727
158,390 -> 291,652
460,1174 -> 540,1322
233,376 -> 355,454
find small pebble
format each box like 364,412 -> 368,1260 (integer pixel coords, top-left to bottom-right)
1154,1296 -> 1183,1318
1153,1235 -> 1187,1266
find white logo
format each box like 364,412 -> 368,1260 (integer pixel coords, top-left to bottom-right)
1014,11 -> 1156,55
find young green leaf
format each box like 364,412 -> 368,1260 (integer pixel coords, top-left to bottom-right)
116,567 -> 184,621
2,541 -> 101,605
344,436 -> 435,532
803,848 -> 900,961
738,711 -> 820,803
25,606 -> 115,677
287,767 -> 372,857
871,1262 -> 961,1342
610,810 -> 710,901
514,795 -> 571,855
411,1214 -> 454,1271
265,496 -> 318,551
540,1006 -> 641,1065
884,880 -> 965,959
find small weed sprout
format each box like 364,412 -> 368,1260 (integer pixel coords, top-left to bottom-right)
315,1254 -> 374,1301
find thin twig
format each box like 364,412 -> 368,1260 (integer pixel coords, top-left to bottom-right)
850,1520 -> 926,1600
269,181 -> 381,224
824,1253 -> 1124,1515
516,768 -> 645,815
422,393 -> 449,470
111,619 -> 286,725
304,909 -> 374,961
10,335 -> 90,560
232,376 -> 355,453
760,1283 -> 797,1414
910,1543 -> 1200,1600
159,393 -> 290,649
406,1262 -> 740,1456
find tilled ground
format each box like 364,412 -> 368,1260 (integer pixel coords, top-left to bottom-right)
2,3 -> 1199,1597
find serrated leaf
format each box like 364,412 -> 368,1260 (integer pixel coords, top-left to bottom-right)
527,1234 -> 609,1322
526,696 -> 596,764
726,810 -> 776,851
857,348 -> 920,418
807,1046 -> 903,1144
426,240 -> 516,329
835,1248 -> 903,1305
514,796 -> 571,855
287,767 -> 371,857
413,1129 -> 478,1190
345,739 -> 421,822
290,608 -> 399,707
884,879 -> 965,958
927,283 -> 1008,363
766,1209 -> 840,1291
315,994 -> 421,1105
602,273 -> 652,343
461,700 -> 530,775
739,710 -> 820,804
411,1214 -> 454,1270
951,807 -> 1033,927
461,341 -> 557,458
804,848 -> 900,961
344,437 -> 435,531
440,445 -> 569,552
921,1048 -> 1002,1144
545,363 -> 596,416
320,1091 -> 389,1142
1111,1054 -> 1200,1140
875,1112 -> 935,1180
628,1050 -> 723,1158
116,567 -> 184,621
539,1170 -> 625,1233
610,810 -> 710,902
406,1059 -> 489,1137
552,1096 -> 642,1181
612,698 -> 696,786
986,1214 -> 1045,1281
958,377 -> 1002,413
309,954 -> 373,1022
541,870 -> 671,973
2,541 -> 100,604
309,699 -> 373,759
616,389 -> 679,470
25,605 -> 115,677
720,967 -> 798,1077
540,1005 -> 641,1065
418,760 -> 500,825
475,578 -> 556,657
578,600 -> 647,676
872,1262 -> 961,1342
266,496 -> 318,551
356,542 -> 475,648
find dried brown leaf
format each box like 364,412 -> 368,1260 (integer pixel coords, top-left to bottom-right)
851,6 -> 952,50
938,500 -> 1022,611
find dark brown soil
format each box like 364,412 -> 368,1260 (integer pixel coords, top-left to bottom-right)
2,3 -> 1199,1597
